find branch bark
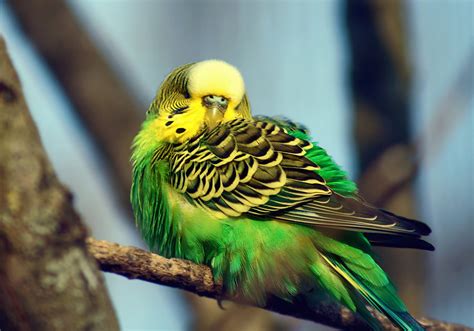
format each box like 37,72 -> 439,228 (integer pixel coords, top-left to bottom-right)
0,37 -> 119,331
87,238 -> 471,331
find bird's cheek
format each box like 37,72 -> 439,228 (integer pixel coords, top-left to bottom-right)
148,117 -> 168,141
171,106 -> 207,143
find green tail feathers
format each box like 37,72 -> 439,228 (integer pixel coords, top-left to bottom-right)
323,255 -> 424,331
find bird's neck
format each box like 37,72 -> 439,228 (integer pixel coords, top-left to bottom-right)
131,140 -> 182,257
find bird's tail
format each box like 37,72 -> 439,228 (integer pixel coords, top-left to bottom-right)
321,254 -> 425,331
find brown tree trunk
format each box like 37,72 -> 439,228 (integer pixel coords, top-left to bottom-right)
0,36 -> 119,331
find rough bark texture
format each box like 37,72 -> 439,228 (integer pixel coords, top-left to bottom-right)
7,0 -> 143,204
0,37 -> 120,331
87,238 -> 472,331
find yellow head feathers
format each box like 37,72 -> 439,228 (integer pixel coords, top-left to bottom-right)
188,60 -> 245,104
146,60 -> 251,144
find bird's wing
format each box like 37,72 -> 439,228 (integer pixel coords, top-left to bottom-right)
168,118 -> 431,243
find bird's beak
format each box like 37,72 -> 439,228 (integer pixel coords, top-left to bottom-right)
203,95 -> 229,130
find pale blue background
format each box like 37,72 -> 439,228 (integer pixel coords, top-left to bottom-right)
0,0 -> 472,329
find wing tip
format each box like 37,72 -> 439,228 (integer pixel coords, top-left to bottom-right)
366,233 -> 435,251
381,209 -> 432,236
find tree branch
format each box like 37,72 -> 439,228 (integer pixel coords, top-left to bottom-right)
87,238 -> 471,331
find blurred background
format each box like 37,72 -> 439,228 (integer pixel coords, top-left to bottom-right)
0,0 -> 472,330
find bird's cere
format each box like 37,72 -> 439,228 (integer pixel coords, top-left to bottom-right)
188,60 -> 245,103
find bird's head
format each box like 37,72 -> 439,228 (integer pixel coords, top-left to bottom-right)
146,60 -> 251,144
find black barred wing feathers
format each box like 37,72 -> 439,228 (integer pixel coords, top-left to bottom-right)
167,118 -> 431,247
169,119 -> 329,217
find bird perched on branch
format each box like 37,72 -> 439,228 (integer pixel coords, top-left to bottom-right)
131,60 -> 433,330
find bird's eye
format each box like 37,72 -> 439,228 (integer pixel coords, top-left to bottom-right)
183,89 -> 191,99
173,106 -> 189,114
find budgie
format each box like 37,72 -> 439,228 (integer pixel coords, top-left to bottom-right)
131,60 -> 433,330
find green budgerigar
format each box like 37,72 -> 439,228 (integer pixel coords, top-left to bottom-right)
131,60 -> 433,330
